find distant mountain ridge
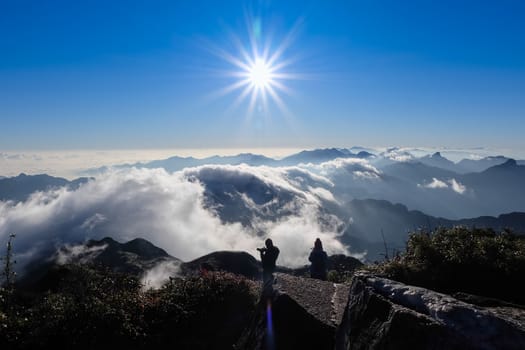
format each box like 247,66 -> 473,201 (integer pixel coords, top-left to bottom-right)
342,198 -> 525,261
0,173 -> 89,202
418,152 -> 515,173
78,147 -> 525,177
81,148 -> 377,175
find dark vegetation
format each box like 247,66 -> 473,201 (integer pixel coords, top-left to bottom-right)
2,227 -> 525,348
372,227 -> 525,305
0,263 -> 258,349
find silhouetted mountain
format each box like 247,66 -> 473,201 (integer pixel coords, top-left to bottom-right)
382,161 -> 460,183
143,153 -> 277,172
341,198 -> 525,261
456,156 -> 510,173
207,153 -> 277,166
82,153 -> 277,175
83,237 -> 178,272
18,237 -> 180,291
356,150 -> 375,159
415,153 -> 518,174
124,148 -> 371,173
418,152 -> 458,172
460,159 -> 525,214
0,173 -> 89,202
142,155 -> 203,172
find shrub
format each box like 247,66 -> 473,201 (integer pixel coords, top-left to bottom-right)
372,227 -> 525,304
0,265 -> 258,349
17,264 -> 146,349
145,271 -> 258,349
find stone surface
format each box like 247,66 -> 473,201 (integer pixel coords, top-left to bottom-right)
336,274 -> 525,350
237,273 -> 350,350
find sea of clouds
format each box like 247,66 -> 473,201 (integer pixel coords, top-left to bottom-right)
0,165 -> 352,273
2,146 -> 524,276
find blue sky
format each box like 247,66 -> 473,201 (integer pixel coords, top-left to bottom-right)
1,0 -> 524,151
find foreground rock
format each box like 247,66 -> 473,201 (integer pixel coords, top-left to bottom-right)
237,273 -> 350,350
180,251 -> 262,279
337,273 -> 525,350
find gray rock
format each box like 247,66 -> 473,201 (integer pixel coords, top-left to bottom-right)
237,273 -> 350,350
336,274 -> 525,350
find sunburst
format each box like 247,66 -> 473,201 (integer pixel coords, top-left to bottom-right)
209,16 -> 303,118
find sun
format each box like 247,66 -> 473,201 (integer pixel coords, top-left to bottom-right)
248,58 -> 273,89
207,16 -> 303,117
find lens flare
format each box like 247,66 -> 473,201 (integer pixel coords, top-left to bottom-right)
266,299 -> 275,349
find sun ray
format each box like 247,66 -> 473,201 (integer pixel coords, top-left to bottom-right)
268,80 -> 292,96
247,85 -> 258,117
207,14 -> 306,120
266,17 -> 304,67
267,85 -> 290,114
225,83 -> 254,115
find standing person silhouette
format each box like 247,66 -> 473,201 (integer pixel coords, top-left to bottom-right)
258,238 -> 279,284
309,238 -> 328,280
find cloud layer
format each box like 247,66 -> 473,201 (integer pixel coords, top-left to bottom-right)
0,166 -> 349,272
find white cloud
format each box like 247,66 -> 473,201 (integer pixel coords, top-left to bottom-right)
422,178 -> 449,189
301,157 -> 382,180
140,259 -> 181,290
308,186 -> 336,202
449,178 -> 466,194
80,213 -> 107,231
419,177 -> 467,194
0,166 -> 351,273
55,243 -> 108,265
380,148 -> 415,162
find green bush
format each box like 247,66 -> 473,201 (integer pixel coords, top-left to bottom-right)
372,227 -> 525,304
1,264 -> 146,349
145,271 -> 258,348
0,265 -> 258,350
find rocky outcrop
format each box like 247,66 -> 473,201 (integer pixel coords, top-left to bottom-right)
181,251 -> 262,279
336,274 -> 525,350
237,273 -> 350,350
237,272 -> 525,350
18,237 -> 180,291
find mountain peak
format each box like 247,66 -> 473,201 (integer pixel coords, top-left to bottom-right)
500,159 -> 518,167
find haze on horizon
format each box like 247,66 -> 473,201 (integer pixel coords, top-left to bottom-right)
1,0 -> 524,153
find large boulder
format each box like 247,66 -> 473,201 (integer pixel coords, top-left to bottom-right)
180,251 -> 262,279
336,274 -> 525,349
237,273 -> 350,350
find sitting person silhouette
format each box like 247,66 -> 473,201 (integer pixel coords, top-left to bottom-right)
258,238 -> 279,284
309,238 -> 328,280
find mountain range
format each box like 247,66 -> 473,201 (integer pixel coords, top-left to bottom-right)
80,148 -> 522,174
2,147 -> 525,268
340,198 -> 525,260
19,236 -> 363,290
0,173 -> 89,202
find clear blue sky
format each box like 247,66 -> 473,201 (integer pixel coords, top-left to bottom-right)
1,0 -> 524,150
